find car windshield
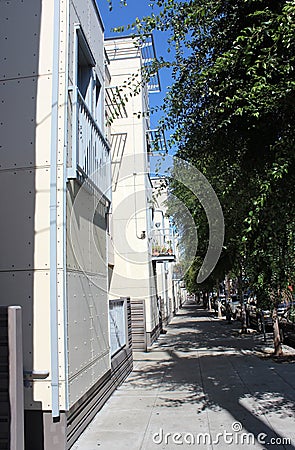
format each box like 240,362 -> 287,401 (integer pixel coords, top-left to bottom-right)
288,307 -> 295,322
278,302 -> 287,308
231,295 -> 246,303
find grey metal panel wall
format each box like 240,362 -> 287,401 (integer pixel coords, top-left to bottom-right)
66,180 -> 110,407
0,2 -> 41,79
0,78 -> 44,171
67,271 -> 110,405
0,1 -> 42,169
66,0 -> 111,413
0,0 -> 41,268
66,299 -> 133,449
0,0 -> 53,412
0,169 -> 38,271
69,0 -> 105,88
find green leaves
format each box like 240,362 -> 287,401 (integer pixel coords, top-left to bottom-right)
107,0 -> 127,11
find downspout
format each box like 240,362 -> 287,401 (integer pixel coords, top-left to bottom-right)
50,0 -> 61,419
62,0 -> 70,412
155,208 -> 165,303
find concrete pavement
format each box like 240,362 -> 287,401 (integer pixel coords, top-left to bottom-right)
72,304 -> 295,450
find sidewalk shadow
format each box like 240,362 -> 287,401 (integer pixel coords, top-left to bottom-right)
129,305 -> 295,449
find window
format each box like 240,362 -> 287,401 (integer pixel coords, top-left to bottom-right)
75,26 -> 95,105
94,75 -> 102,124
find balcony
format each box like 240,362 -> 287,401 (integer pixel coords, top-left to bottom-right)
67,87 -> 111,201
146,128 -> 167,156
141,35 -> 161,93
151,228 -> 176,263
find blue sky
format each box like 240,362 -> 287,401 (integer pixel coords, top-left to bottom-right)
97,1 -> 175,176
97,1 -> 173,136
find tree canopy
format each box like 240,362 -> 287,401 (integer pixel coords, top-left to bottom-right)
131,0 -> 295,304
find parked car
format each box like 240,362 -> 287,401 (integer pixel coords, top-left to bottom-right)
229,301 -> 240,318
235,301 -> 248,321
229,297 -> 241,319
251,308 -> 273,331
279,307 -> 295,347
211,295 -> 226,314
277,301 -> 295,316
277,302 -> 289,316
247,301 -> 273,331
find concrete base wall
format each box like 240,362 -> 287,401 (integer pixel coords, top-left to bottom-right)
25,411 -> 67,450
24,347 -> 133,450
67,347 -> 133,448
146,323 -> 161,348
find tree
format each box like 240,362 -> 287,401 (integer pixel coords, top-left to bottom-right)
130,0 -> 295,354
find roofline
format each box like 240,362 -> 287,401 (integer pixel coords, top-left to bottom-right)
104,33 -> 155,43
93,0 -> 105,32
104,34 -> 137,41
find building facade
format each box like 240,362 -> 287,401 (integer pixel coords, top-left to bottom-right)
105,36 -> 162,350
0,1 -> 132,448
151,177 -> 179,324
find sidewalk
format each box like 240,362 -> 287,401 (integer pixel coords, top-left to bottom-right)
73,304 -> 295,450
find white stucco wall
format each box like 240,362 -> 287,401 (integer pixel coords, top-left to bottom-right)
105,38 -> 158,335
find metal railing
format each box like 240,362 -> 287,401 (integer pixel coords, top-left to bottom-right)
146,128 -> 167,155
68,87 -> 111,200
151,228 -> 176,262
109,299 -> 127,357
152,228 -> 175,256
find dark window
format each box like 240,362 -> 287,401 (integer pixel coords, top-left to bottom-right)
76,27 -> 95,100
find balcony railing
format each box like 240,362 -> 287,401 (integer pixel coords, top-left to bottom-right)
146,128 -> 167,156
141,35 -> 161,93
67,87 -> 111,201
151,228 -> 176,262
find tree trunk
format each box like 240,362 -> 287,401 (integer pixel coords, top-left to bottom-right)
237,272 -> 247,333
273,309 -> 283,356
203,292 -> 208,309
208,296 -> 212,312
225,274 -> 231,299
217,300 -> 223,318
241,305 -> 247,333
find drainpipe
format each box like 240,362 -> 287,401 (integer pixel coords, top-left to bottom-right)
50,0 -> 61,420
62,0 -> 70,412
